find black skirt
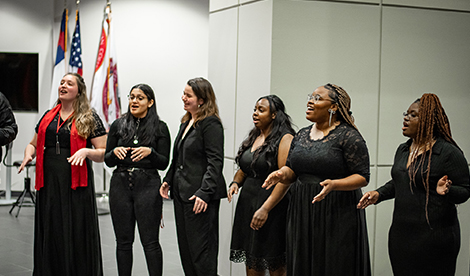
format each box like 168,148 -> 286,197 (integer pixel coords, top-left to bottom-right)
33,148 -> 103,276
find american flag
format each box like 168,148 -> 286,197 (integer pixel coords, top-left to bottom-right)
69,10 -> 83,76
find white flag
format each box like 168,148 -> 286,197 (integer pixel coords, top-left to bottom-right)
49,9 -> 68,108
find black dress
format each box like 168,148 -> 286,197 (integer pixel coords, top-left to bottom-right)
33,111 -> 106,276
286,123 -> 371,276
230,133 -> 290,271
376,138 -> 470,276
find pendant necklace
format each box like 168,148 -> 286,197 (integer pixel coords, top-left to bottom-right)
133,118 -> 140,145
56,111 -> 74,154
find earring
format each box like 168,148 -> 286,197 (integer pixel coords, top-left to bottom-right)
328,108 -> 336,126
198,104 -> 200,108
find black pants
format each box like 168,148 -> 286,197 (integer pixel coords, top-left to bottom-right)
109,169 -> 163,276
173,193 -> 220,276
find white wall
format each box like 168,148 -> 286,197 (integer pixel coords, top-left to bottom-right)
209,0 -> 470,275
0,0 -> 210,193
0,0 -> 54,197
53,0 -> 210,192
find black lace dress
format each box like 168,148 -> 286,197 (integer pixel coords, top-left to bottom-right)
230,133 -> 290,271
286,123 -> 371,276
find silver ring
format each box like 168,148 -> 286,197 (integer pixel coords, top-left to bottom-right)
139,154 -> 142,158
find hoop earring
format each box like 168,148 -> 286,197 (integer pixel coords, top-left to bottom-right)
328,108 -> 336,126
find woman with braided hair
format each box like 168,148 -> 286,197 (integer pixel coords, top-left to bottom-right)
252,84 -> 371,275
358,93 -> 470,275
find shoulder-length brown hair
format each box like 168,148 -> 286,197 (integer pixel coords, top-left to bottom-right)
55,73 -> 95,139
181,77 -> 220,125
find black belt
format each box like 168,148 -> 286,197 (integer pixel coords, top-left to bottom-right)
116,167 -> 157,173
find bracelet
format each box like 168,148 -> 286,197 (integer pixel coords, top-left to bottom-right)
229,181 -> 239,188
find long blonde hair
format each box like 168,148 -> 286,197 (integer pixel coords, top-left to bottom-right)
56,73 -> 95,139
181,77 -> 220,125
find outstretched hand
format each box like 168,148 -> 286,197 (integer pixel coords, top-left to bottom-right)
436,175 -> 452,196
67,148 -> 89,166
18,156 -> 33,174
357,191 -> 379,209
262,170 -> 284,190
312,179 -> 336,203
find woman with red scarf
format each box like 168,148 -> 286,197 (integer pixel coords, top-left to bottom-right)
19,73 -> 107,276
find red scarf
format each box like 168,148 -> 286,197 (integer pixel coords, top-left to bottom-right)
36,104 -> 88,190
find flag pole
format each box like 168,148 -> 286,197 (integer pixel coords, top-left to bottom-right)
63,0 -> 67,62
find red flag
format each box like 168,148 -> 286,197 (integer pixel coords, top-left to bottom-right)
90,4 -> 120,129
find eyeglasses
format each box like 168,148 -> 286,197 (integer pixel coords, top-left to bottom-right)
307,93 -> 335,104
128,95 -> 147,102
403,112 -> 418,119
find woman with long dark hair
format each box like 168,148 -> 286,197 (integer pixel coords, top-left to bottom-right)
253,83 -> 371,275
19,73 -> 106,275
228,95 -> 294,276
160,77 -> 226,276
105,83 -> 170,276
358,93 -> 470,275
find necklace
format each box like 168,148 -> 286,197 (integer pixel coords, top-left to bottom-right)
133,118 -> 140,144
56,111 -> 74,154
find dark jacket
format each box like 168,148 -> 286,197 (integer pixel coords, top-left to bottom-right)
0,92 -> 18,159
164,115 -> 226,203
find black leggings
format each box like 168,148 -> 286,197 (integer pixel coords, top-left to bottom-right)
109,169 -> 163,276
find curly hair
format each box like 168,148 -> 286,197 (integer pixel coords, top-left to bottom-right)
55,73 -> 95,139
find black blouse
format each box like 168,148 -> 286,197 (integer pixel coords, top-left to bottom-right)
35,110 -> 106,148
104,115 -> 171,170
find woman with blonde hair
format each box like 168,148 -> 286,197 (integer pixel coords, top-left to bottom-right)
19,73 -> 106,275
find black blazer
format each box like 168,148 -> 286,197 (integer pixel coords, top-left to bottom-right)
164,115 -> 226,203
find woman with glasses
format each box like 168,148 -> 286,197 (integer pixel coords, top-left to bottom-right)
358,93 -> 470,276
105,84 -> 171,275
228,95 -> 295,276
251,84 -> 371,275
160,77 -> 225,276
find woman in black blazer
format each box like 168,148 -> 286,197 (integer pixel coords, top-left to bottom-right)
160,77 -> 225,276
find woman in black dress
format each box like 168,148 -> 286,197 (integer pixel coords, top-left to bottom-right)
357,93 -> 470,276
105,84 -> 171,275
160,77 -> 226,276
252,83 -> 371,276
228,95 -> 294,276
19,73 -> 106,275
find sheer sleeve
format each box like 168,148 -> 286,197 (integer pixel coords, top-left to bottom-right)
339,127 -> 370,182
